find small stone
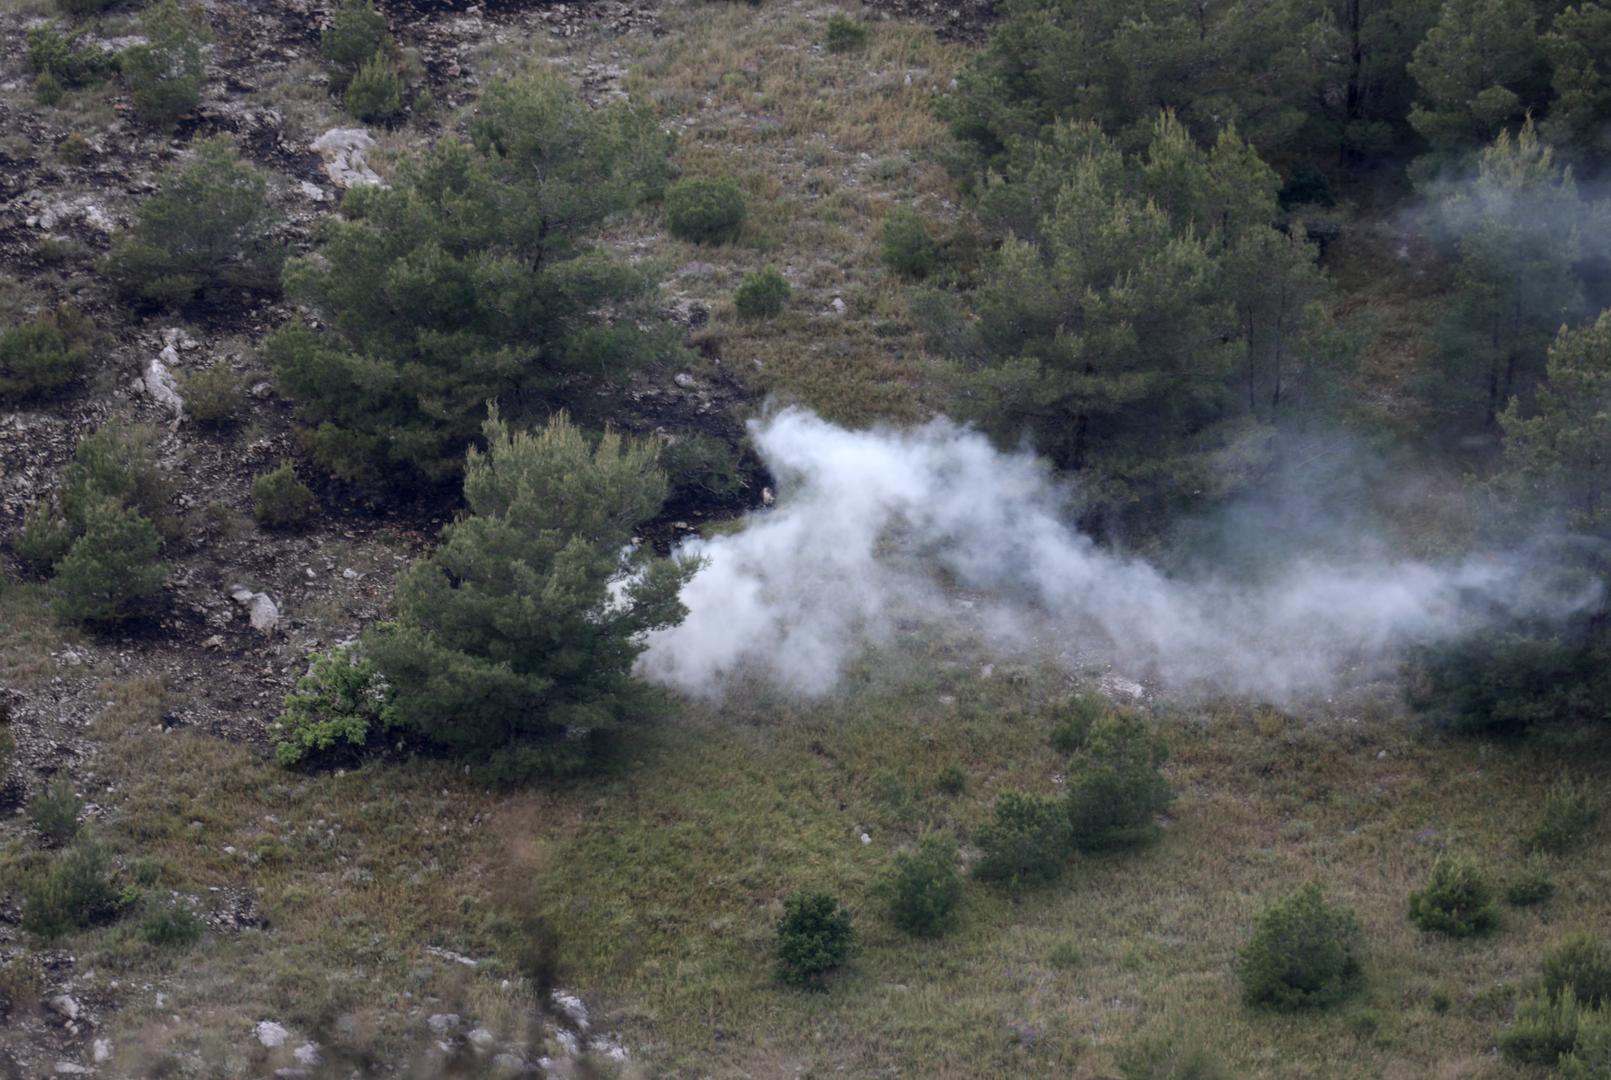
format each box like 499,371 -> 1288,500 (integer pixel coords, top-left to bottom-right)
830,296 -> 847,315
93,1040 -> 112,1064
673,372 -> 698,390
491,1052 -> 528,1074
467,1028 -> 497,1052
54,1064 -> 90,1076
427,1013 -> 460,1035
293,1042 -> 321,1067
859,832 -> 872,845
250,381 -> 274,399
256,1020 -> 289,1048
48,995 -> 81,1021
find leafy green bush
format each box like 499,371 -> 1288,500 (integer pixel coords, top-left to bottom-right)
273,647 -> 391,767
0,305 -> 93,401
366,412 -> 696,780
1558,1006 -> 1611,1080
935,764 -> 966,795
1499,987 -> 1590,1066
27,24 -> 112,86
35,72 -> 64,106
1544,932 -> 1611,1009
141,903 -> 203,948
1238,883 -> 1364,1011
881,836 -> 961,938
344,54 -> 403,123
251,461 -> 317,528
179,365 -> 243,427
661,432 -> 744,499
321,0 -> 391,88
1531,775 -> 1600,855
1506,860 -> 1556,907
973,791 -> 1072,888
665,176 -> 746,244
271,72 -> 675,486
735,267 -> 790,319
824,13 -> 869,53
103,135 -> 283,309
120,0 -> 209,128
1116,1024 -> 1229,1080
1064,711 -> 1173,851
774,890 -> 855,988
57,0 -> 119,14
1049,691 -> 1106,755
880,207 -> 939,280
28,777 -> 82,847
21,836 -> 122,939
61,421 -> 171,535
12,502 -> 74,574
1409,631 -> 1611,734
54,498 -> 167,627
1407,852 -> 1499,937
55,132 -> 93,165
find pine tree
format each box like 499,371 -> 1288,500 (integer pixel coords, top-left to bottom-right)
54,498 -> 167,627
120,0 -> 209,129
1541,3 -> 1611,169
366,411 -> 696,779
1406,0 -> 1545,170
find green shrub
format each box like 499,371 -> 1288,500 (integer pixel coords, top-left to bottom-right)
1558,1007 -> 1611,1080
824,13 -> 869,53
1544,932 -> 1611,1009
1064,711 -> 1173,851
1506,861 -> 1556,907
103,135 -> 283,308
1498,987 -> 1589,1066
665,176 -> 746,244
179,366 -> 244,426
27,25 -> 112,86
54,498 -> 167,627
12,502 -> 74,574
973,791 -> 1072,888
881,836 -> 961,938
57,0 -> 119,14
55,132 -> 93,165
880,207 -> 940,279
35,72 -> 64,106
21,837 -> 122,939
1407,852 -> 1499,937
0,305 -> 94,401
734,267 -> 790,319
661,432 -> 744,499
251,462 -> 317,528
775,890 -> 855,988
28,777 -> 82,847
1116,1024 -> 1229,1080
411,87 -> 437,123
120,0 -> 209,128
1238,883 -> 1364,1011
1049,690 -> 1106,755
321,0 -> 391,88
273,647 -> 391,767
344,54 -> 403,123
140,903 -> 203,948
1531,775 -> 1600,855
61,421 -> 171,535
935,764 -> 966,795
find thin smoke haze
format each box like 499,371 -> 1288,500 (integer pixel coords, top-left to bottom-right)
638,409 -> 1598,702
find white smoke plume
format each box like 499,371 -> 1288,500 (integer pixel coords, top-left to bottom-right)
638,409 -> 1598,702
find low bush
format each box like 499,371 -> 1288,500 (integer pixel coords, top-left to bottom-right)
252,462 -> 317,528
321,0 -> 391,88
1407,852 -> 1499,937
734,267 -> 790,319
973,791 -> 1071,888
54,497 -> 167,627
1559,1008 -> 1611,1079
141,903 -> 203,948
882,836 -> 961,938
1506,861 -> 1556,907
1064,711 -> 1173,851
26,25 -> 112,87
57,0 -> 119,14
28,777 -> 82,847
881,207 -> 940,280
0,305 -> 94,401
1531,775 -> 1600,855
273,646 -> 391,767
661,433 -> 744,499
935,764 -> 966,795
345,54 -> 403,123
179,365 -> 244,427
61,421 -> 171,535
1499,987 -> 1590,1066
1238,882 -> 1364,1011
775,890 -> 854,988
665,177 -> 746,244
12,502 -> 74,574
21,837 -> 122,939
35,72 -> 64,106
1049,690 -> 1106,755
825,13 -> 869,52
120,0 -> 209,129
1544,932 -> 1611,1009
1116,1024 -> 1229,1080
103,135 -> 282,309
55,132 -> 93,165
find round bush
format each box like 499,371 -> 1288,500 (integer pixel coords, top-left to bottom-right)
882,836 -> 961,938
665,177 -> 746,245
775,890 -> 854,988
180,365 -> 244,427
345,54 -> 403,123
1407,852 -> 1499,937
252,462 -> 317,528
972,791 -> 1071,889
54,498 -> 167,627
1544,931 -> 1611,1009
1049,690 -> 1105,755
1063,711 -> 1173,851
1238,882 -> 1364,1011
881,207 -> 940,279
735,267 -> 790,319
